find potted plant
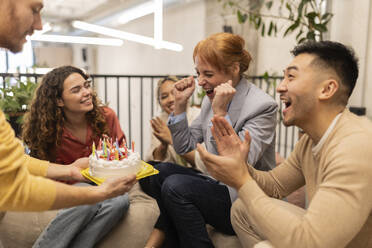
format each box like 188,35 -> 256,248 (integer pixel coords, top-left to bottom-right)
0,78 -> 38,136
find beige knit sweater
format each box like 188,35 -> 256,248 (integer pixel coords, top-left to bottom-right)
239,109 -> 372,248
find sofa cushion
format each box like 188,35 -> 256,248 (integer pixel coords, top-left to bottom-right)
0,210 -> 58,248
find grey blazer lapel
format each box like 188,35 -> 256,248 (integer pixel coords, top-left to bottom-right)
228,78 -> 251,128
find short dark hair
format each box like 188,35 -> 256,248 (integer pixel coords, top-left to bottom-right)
291,41 -> 359,98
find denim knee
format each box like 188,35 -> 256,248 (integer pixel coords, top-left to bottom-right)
60,203 -> 100,217
161,174 -> 191,201
101,193 -> 130,215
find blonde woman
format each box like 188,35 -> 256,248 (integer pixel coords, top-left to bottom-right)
145,76 -> 200,167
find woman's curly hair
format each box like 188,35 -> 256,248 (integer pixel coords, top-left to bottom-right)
22,66 -> 109,161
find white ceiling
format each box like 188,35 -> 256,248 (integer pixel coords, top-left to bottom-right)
41,0 -> 187,34
43,0 -> 109,19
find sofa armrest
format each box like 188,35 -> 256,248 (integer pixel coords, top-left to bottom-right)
0,210 -> 58,248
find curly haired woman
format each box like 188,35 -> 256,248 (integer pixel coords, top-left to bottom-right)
22,66 -> 129,248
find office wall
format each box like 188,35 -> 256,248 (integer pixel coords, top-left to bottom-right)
330,0 -> 372,117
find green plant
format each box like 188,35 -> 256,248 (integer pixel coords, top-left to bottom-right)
0,78 -> 38,122
219,0 -> 333,43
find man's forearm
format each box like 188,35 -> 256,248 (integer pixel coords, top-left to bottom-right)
46,163 -> 72,180
51,181 -> 105,209
50,175 -> 137,210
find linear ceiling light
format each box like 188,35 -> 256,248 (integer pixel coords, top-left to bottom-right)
117,1 -> 155,25
30,34 -> 124,46
154,0 -> 163,49
72,20 -> 183,52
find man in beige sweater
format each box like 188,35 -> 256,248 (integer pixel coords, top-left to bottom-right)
197,41 -> 372,248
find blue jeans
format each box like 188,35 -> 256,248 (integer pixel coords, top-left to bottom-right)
33,183 -> 129,248
140,162 -> 235,248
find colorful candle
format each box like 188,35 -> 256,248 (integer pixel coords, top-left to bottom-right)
115,150 -> 119,160
107,149 -> 110,161
115,142 -> 123,157
92,142 -> 96,155
103,140 -> 107,157
124,146 -> 128,158
132,141 -> 135,152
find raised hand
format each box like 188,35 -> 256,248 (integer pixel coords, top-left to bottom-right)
173,76 -> 195,115
99,174 -> 137,199
211,80 -> 236,117
196,116 -> 252,189
151,117 -> 173,145
211,116 -> 250,161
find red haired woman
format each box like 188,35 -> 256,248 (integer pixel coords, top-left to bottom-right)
140,33 -> 278,248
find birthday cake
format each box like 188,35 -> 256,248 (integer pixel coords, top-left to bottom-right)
89,138 -> 142,178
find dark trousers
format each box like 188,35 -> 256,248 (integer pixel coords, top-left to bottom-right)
139,162 -> 235,248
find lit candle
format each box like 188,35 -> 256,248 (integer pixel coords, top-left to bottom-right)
124,146 -> 128,158
115,149 -> 119,160
115,142 -> 123,157
92,141 -> 96,155
103,140 -> 107,157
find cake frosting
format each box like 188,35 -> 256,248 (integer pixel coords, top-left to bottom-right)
89,139 -> 142,178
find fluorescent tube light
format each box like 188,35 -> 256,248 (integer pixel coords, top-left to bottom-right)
30,34 -> 124,46
72,20 -> 183,52
154,0 -> 163,49
117,1 -> 155,25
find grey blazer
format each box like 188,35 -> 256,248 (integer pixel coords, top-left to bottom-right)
168,78 -> 278,200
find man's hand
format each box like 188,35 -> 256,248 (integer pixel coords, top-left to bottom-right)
99,174 -> 137,199
173,76 -> 195,115
68,157 -> 89,182
151,117 -> 173,145
51,174 -> 138,209
197,116 -> 252,189
211,80 -> 236,117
